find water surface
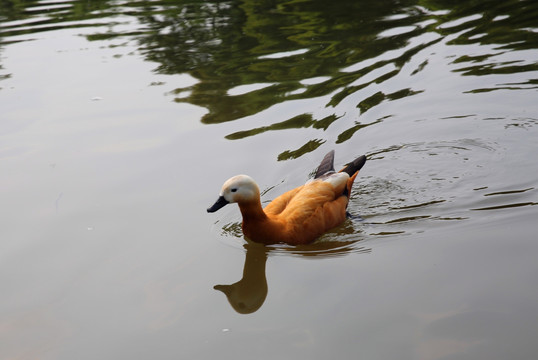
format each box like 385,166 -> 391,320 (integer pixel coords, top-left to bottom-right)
1,0 -> 538,359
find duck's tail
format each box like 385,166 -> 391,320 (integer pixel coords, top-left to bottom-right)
339,154 -> 367,198
340,155 -> 367,177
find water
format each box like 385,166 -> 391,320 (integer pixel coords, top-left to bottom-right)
1,0 -> 538,359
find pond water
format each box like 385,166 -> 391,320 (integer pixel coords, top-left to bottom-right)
1,0 -> 538,359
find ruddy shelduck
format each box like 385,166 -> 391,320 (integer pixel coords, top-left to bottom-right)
207,150 -> 366,245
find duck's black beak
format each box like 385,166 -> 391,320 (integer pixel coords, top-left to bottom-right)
207,196 -> 229,213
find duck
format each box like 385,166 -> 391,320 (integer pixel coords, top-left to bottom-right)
207,150 -> 366,245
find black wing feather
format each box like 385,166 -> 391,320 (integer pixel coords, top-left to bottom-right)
314,150 -> 335,179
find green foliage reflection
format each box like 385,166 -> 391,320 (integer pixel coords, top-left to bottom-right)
1,0 -> 537,156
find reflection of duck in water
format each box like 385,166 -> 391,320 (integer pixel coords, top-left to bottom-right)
207,150 -> 366,245
214,239 -> 372,314
214,242 -> 268,314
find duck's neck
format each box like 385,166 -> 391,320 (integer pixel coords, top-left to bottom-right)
238,199 -> 267,222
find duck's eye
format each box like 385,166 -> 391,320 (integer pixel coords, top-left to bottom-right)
231,188 -> 238,193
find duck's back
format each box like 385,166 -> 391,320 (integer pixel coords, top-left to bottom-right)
261,174 -> 350,244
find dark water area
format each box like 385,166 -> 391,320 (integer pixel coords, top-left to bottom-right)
1,0 -> 538,359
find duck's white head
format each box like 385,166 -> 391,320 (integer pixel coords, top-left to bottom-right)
207,175 -> 260,213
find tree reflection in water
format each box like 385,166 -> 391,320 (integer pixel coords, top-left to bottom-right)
1,0 -> 537,161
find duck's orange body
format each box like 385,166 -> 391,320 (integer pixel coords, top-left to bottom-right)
207,150 -> 366,245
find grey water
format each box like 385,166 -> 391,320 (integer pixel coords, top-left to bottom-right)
1,0 -> 538,359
